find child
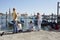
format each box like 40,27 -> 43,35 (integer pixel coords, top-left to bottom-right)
29,21 -> 34,31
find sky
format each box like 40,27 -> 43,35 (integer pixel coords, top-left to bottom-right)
0,0 -> 60,15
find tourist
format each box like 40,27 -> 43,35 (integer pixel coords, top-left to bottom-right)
29,21 -> 34,31
34,13 -> 41,31
12,8 -> 18,33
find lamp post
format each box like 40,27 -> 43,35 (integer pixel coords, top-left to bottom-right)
9,8 -> 11,22
6,12 -> 7,28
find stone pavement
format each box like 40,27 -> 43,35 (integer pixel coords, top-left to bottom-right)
0,30 -> 60,40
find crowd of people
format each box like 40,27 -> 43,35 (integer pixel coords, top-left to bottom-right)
11,12 -> 42,33
5,8 -> 60,33
1,8 -> 60,36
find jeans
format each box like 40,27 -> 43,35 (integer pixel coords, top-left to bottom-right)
13,23 -> 18,33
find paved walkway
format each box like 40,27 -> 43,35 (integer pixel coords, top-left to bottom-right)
0,30 -> 60,40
